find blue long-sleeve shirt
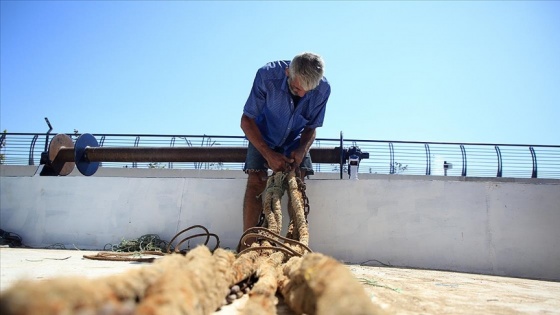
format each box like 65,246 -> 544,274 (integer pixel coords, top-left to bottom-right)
243,60 -> 331,153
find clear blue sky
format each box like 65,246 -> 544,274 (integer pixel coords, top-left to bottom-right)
1,1 -> 559,145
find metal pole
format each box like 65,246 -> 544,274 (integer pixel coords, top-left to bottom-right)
55,146 -> 342,164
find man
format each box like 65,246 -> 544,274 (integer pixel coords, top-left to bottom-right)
240,52 -> 331,232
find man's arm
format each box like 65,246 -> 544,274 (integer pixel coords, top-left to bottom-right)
241,114 -> 293,172
290,127 -> 316,167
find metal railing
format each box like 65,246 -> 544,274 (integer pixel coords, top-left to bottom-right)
1,132 -> 559,179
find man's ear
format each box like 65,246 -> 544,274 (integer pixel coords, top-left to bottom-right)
285,68 -> 289,77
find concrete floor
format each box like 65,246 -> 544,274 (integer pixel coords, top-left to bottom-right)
1,248 -> 559,314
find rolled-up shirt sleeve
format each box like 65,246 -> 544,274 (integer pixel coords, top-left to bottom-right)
243,70 -> 266,119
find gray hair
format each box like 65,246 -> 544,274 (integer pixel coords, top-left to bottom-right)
288,52 -> 325,91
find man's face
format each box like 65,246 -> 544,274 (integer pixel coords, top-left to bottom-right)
286,69 -> 307,97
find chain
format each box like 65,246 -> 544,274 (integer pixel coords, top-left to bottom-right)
256,212 -> 265,227
256,168 -> 310,226
295,176 -> 310,219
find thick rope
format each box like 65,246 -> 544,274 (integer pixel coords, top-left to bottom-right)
235,170 -> 313,315
286,172 -> 309,249
260,172 -> 286,234
236,227 -> 312,258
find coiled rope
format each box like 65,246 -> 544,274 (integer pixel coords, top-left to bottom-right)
83,225 -> 220,262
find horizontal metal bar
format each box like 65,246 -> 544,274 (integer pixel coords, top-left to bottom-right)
56,147 -> 342,164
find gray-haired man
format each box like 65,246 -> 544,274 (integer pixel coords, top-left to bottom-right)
240,52 -> 331,234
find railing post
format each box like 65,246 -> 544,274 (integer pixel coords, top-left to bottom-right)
98,135 -> 106,167
43,118 -> 53,153
0,132 -> 6,164
529,146 -> 538,178
169,137 -> 176,169
460,144 -> 467,176
424,143 -> 431,175
495,145 -> 503,177
39,118 -> 54,166
315,139 -> 321,173
339,132 -> 344,179
132,136 -> 140,168
28,135 -> 39,165
196,136 -> 205,170
389,142 -> 395,174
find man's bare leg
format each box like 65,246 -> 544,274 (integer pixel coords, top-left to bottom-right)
243,170 -> 268,232
240,170 -> 268,251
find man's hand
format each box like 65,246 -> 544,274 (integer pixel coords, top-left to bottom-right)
265,151 -> 294,173
289,149 -> 305,170
287,127 -> 316,171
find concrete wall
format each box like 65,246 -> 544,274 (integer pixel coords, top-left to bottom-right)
1,166 -> 559,281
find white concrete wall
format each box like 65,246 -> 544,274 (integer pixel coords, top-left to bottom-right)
1,166 -> 559,281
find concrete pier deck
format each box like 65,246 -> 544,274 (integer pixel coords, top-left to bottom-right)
1,248 -> 558,314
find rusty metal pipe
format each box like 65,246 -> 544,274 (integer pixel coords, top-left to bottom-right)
56,146 -> 341,164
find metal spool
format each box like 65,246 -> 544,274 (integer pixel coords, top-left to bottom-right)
75,133 -> 100,176
47,134 -> 75,176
